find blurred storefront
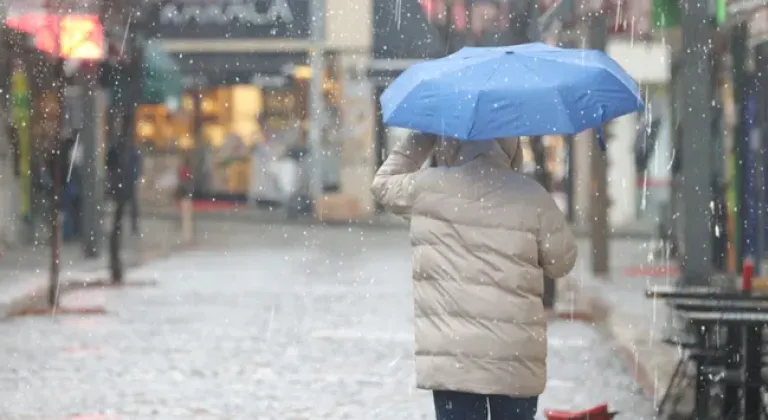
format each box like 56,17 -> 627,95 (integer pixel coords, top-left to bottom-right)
138,0 -> 374,218
134,64 -> 344,203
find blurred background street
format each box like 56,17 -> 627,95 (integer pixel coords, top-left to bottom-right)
0,0 -> 765,417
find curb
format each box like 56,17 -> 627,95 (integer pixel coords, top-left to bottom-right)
0,242 -> 192,320
584,293 -> 657,398
581,288 -> 692,415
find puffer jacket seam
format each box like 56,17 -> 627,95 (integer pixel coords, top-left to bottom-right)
411,213 -> 538,234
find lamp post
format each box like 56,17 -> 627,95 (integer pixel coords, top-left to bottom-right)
46,0 -> 64,308
584,0 -> 610,277
679,0 -> 715,286
308,0 -> 325,204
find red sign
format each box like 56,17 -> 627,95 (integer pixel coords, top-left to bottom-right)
5,13 -> 104,60
604,0 -> 652,36
537,0 -> 651,37
418,0 -> 468,30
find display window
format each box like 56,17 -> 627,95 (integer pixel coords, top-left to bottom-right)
135,58 -> 342,200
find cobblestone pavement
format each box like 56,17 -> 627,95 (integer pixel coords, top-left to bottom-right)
0,225 -> 654,419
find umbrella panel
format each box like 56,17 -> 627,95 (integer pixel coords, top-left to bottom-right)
382,44 -> 643,140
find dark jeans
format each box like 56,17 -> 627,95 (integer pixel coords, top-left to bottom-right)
433,390 -> 538,420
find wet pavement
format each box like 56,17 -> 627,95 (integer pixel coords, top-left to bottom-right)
0,224 -> 654,419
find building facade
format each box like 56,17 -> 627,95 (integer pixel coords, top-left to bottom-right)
135,0 -> 375,219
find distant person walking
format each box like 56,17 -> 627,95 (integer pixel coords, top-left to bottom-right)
371,134 -> 577,420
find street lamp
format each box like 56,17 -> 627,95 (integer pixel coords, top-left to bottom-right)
308,0 -> 325,205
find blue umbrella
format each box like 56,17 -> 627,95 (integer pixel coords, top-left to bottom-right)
380,43 -> 644,149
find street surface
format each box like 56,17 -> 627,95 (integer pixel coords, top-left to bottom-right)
0,223 -> 654,419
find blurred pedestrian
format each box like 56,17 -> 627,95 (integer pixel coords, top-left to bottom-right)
105,140 -> 136,283
371,134 -> 577,420
177,155 -> 194,198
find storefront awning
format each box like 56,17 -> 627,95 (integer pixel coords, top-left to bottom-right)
142,0 -> 310,40
143,42 -> 184,108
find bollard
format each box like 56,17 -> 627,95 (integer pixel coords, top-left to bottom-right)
180,197 -> 194,245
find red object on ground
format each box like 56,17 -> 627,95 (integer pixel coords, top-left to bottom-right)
743,258 -> 755,292
636,177 -> 672,188
623,264 -> 680,277
174,199 -> 239,212
544,403 -> 617,420
178,166 -> 192,183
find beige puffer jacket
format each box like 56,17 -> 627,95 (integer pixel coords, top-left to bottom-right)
371,134 -> 577,397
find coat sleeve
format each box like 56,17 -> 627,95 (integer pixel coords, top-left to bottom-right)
537,196 -> 578,279
370,134 -> 436,217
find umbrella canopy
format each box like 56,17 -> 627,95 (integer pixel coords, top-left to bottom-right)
380,43 -> 643,144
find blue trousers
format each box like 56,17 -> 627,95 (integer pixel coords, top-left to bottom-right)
433,390 -> 538,420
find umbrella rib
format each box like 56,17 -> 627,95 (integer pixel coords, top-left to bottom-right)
510,58 -> 574,134
465,60 -> 504,139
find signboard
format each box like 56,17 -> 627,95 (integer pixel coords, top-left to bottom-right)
146,0 -> 310,39
5,14 -> 104,59
10,64 -> 32,220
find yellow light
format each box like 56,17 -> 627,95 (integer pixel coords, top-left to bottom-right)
59,16 -> 104,60
178,135 -> 193,150
136,121 -> 155,139
293,66 -> 313,80
201,98 -> 216,115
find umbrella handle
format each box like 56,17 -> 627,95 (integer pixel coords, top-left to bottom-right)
596,106 -> 606,151
596,127 -> 606,151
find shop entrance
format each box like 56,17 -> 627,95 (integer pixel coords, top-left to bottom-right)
134,62 -> 341,207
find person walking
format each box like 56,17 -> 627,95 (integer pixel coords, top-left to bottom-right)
371,134 -> 577,420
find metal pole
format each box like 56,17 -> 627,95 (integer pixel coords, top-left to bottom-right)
47,0 -> 63,308
561,38 -> 576,224
81,75 -> 100,257
720,23 -> 748,418
191,89 -> 204,197
308,0 -> 325,202
587,12 -> 609,277
679,0 -> 714,286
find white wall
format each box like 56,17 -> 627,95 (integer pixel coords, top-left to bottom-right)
607,113 -> 638,226
603,39 -> 671,227
607,40 -> 671,85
